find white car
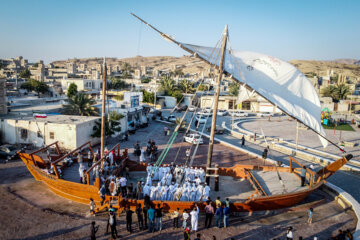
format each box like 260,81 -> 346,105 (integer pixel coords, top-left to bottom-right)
195,115 -> 208,124
217,109 -> 228,116
188,105 -> 197,112
236,111 -> 249,117
229,111 -> 248,117
184,133 -> 204,145
257,112 -> 274,117
167,115 -> 177,122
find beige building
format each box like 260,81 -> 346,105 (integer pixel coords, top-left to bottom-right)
0,115 -> 100,150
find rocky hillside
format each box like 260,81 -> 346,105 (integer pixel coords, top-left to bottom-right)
289,60 -> 360,78
52,56 -> 360,79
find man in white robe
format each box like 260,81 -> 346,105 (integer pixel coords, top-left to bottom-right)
190,183 -> 197,201
190,205 -> 199,231
203,183 -> 210,201
166,172 -> 173,186
180,184 -> 188,201
150,185 -> 156,200
195,184 -> 204,201
161,185 -> 169,201
155,182 -> 162,200
174,185 -> 182,201
143,183 -> 151,198
199,168 -> 205,183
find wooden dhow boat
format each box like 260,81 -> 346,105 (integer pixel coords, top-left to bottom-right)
18,141 -> 353,213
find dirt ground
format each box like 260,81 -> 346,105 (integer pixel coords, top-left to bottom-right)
0,157 -> 357,240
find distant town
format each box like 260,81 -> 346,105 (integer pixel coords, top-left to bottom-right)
0,55 -> 359,150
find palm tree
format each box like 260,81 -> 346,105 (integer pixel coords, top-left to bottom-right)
322,84 -> 351,102
160,76 -> 177,95
175,117 -> 187,132
334,84 -> 351,101
121,62 -> 133,77
62,93 -> 99,116
179,79 -> 195,94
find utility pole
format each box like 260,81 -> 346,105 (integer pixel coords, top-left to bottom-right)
154,78 -> 157,108
206,25 -> 228,186
100,57 -> 107,161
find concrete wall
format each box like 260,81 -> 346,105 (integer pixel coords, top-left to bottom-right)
76,120 -> 100,148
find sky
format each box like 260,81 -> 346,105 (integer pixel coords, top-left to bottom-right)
0,0 -> 359,63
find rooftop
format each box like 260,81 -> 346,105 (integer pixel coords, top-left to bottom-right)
2,114 -> 100,125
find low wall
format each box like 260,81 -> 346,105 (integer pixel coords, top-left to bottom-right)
322,183 -> 360,239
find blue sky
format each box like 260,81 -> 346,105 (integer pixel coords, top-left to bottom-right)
1,0 -> 359,63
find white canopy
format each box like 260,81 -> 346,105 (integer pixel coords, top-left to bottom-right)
181,43 -> 327,147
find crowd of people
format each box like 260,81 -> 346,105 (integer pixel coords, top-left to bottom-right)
144,164 -> 210,202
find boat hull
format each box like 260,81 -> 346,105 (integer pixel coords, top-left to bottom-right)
19,152 -> 321,212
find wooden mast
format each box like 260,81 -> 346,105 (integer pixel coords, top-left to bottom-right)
206,25 -> 228,185
101,57 -> 107,161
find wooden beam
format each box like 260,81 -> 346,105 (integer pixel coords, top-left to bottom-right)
52,141 -> 91,165
29,141 -> 58,155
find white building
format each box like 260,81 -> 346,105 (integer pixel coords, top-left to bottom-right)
61,78 -> 102,93
0,115 -> 100,150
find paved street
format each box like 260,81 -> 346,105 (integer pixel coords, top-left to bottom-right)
148,110 -> 360,203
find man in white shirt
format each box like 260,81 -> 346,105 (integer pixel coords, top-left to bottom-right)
119,176 -> 127,197
182,209 -> 190,229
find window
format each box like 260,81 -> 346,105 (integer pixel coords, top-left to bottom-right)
37,131 -> 42,138
20,129 -> 28,139
49,132 -> 54,139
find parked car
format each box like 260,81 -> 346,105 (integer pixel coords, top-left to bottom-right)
217,109 -> 228,116
195,115 -> 208,124
188,105 -> 197,112
175,105 -> 188,112
257,112 -> 274,117
0,144 -> 18,160
229,111 -> 248,117
167,115 -> 177,122
184,133 -> 204,145
206,125 -> 224,134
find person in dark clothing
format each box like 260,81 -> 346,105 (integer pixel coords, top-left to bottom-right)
215,205 -> 223,228
241,135 -> 245,146
108,210 -> 118,239
155,203 -> 163,232
125,206 -> 134,233
262,147 -> 268,159
127,183 -> 134,198
300,166 -> 307,187
143,194 -> 151,229
194,233 -> 201,240
136,203 -> 144,230
90,221 -> 99,240
337,229 -> 345,240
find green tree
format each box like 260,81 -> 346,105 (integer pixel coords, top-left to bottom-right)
175,117 -> 187,131
179,79 -> 195,94
121,62 -> 133,77
0,62 -> 5,69
229,81 -> 241,96
198,84 -> 209,91
20,79 -> 48,96
109,76 -> 129,89
141,77 -> 152,83
19,69 -> 31,79
173,68 -> 184,77
334,83 -> 351,101
160,76 -> 177,95
322,84 -> 351,102
142,90 -> 155,104
91,111 -> 124,138
171,90 -> 184,103
67,83 -> 78,98
62,93 -> 99,116
114,94 -> 124,101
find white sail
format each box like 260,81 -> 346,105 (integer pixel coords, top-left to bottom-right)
182,43 -> 328,148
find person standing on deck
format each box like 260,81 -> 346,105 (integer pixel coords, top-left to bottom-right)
119,175 -> 127,197
190,204 -> 199,232
108,210 -> 118,239
223,204 -> 231,228
300,166 -> 307,187
89,198 -> 96,215
186,148 -> 191,162
136,181 -> 143,199
88,150 -> 93,167
241,135 -> 245,147
109,150 -> 114,166
262,147 -> 268,159
140,148 -> 146,162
